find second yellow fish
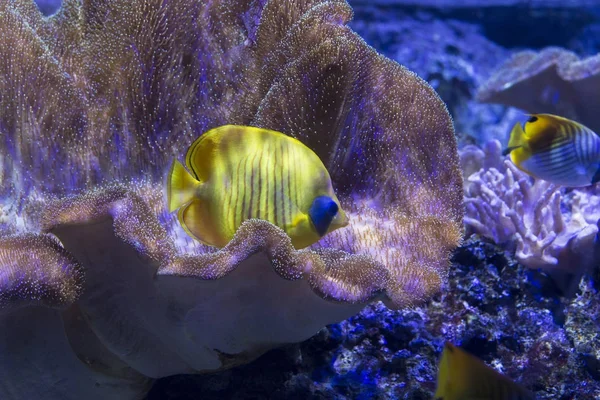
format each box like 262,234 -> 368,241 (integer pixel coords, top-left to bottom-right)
168,125 -> 348,249
504,113 -> 600,187
434,342 -> 535,400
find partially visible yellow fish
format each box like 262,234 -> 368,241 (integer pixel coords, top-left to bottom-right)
503,113 -> 600,187
434,342 -> 535,400
167,125 -> 348,249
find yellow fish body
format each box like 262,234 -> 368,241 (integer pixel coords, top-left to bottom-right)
434,342 -> 534,400
504,113 -> 600,187
167,125 -> 348,249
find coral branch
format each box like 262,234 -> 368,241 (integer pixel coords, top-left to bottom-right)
462,140 -> 600,280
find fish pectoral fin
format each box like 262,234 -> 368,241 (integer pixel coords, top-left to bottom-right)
177,199 -> 226,248
290,213 -> 308,229
502,145 -> 521,156
282,213 -> 310,239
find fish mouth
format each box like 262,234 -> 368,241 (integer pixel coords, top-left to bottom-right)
336,209 -> 349,227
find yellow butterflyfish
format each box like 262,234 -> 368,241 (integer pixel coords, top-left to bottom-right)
503,113 -> 600,187
434,342 -> 535,400
167,125 -> 349,249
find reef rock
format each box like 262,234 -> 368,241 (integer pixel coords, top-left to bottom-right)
478,48 -> 600,133
349,6 -> 511,145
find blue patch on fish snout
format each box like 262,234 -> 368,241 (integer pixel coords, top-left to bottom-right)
309,196 -> 339,236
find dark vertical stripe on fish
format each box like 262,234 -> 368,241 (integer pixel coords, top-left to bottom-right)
256,148 -> 264,221
265,141 -> 270,222
591,130 -> 600,166
232,158 -> 243,231
575,128 -> 586,165
224,137 -> 235,231
286,140 -> 293,228
247,151 -> 258,219
584,129 -> 593,164
273,149 -> 279,228
279,140 -> 287,228
224,158 -> 232,233
239,156 -> 249,227
583,128 -> 597,165
275,141 -> 288,226
293,144 -> 300,222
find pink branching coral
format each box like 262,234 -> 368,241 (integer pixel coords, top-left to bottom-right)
0,0 -> 463,399
462,140 -> 600,278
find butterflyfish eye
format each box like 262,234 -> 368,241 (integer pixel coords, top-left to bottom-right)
309,196 -> 339,237
527,115 -> 538,123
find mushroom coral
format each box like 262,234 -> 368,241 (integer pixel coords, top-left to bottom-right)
0,0 -> 463,399
477,47 -> 600,132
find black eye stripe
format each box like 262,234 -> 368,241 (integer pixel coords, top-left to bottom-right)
528,116 -> 538,123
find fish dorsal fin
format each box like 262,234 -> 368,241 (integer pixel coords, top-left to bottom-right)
524,113 -> 584,144
185,125 -> 241,181
185,125 -> 298,181
185,128 -> 216,181
536,113 -> 597,138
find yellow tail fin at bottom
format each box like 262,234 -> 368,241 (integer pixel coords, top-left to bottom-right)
168,160 -> 200,212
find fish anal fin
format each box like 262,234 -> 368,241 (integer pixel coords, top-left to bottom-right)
179,199 -> 227,248
168,160 -> 200,212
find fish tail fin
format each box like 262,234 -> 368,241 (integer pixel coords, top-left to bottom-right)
504,122 -> 528,155
168,160 -> 200,212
